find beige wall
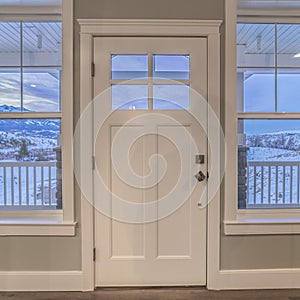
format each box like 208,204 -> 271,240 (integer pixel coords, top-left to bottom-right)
0,236 -> 81,271
221,234 -> 300,269
1,0 -> 299,274
74,0 -> 224,20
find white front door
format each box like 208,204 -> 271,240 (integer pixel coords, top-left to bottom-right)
93,37 -> 208,286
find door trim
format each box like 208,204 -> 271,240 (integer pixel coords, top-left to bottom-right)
78,19 -> 222,291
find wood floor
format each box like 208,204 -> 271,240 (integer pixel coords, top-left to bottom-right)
0,288 -> 300,300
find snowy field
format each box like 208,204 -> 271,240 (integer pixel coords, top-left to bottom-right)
247,147 -> 300,162
0,113 -> 60,209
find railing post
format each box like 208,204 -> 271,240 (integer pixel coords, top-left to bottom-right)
54,147 -> 62,209
238,145 -> 248,209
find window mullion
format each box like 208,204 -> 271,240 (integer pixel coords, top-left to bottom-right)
148,53 -> 153,110
20,21 -> 24,112
275,23 -> 278,113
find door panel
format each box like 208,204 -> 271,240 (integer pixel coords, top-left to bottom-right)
93,37 -> 208,286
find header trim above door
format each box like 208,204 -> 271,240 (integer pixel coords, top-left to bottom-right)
78,19 -> 222,36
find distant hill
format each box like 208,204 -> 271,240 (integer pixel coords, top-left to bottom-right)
0,105 -> 60,139
247,131 -> 300,151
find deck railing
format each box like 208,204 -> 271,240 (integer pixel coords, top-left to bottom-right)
247,161 -> 300,208
0,161 -> 57,210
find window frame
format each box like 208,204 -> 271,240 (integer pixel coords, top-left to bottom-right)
224,1 -> 300,235
0,0 -> 76,236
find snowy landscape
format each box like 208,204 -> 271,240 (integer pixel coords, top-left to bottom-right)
246,131 -> 300,207
1,104 -> 300,209
0,105 -> 60,209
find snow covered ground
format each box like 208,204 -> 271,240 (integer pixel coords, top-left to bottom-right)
0,108 -> 60,209
247,147 -> 300,162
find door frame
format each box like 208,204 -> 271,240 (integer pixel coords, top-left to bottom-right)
78,19 -> 222,291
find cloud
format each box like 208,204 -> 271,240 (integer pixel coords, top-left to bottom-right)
0,71 -> 60,112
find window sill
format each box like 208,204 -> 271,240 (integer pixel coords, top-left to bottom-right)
0,216 -> 77,236
224,218 -> 300,235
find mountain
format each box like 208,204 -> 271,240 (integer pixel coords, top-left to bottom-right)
0,105 -> 22,113
247,131 -> 300,151
0,105 -> 60,139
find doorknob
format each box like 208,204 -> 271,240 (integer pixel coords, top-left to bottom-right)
195,170 -> 206,182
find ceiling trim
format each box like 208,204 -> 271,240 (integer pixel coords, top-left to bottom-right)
238,0 -> 300,9
238,8 -> 300,18
0,5 -> 62,15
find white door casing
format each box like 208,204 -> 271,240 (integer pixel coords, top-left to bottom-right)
78,19 -> 222,291
93,37 -> 208,286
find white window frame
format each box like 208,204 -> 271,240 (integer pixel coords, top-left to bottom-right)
0,0 -> 76,236
224,0 -> 300,235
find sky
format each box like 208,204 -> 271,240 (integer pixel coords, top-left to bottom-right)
0,70 -> 60,112
242,73 -> 300,135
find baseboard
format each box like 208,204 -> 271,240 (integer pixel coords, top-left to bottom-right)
0,271 -> 83,291
209,268 -> 300,290
2,268 -> 300,291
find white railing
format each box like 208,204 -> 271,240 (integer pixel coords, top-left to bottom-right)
0,161 -> 57,210
247,161 -> 300,208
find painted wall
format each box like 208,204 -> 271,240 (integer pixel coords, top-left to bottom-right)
1,0 -> 299,275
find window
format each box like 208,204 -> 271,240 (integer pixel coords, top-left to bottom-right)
0,21 -> 62,211
224,1 -> 300,234
237,23 -> 300,210
111,54 -> 190,110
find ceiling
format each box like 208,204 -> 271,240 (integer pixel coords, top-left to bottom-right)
0,0 -> 61,6
237,23 -> 300,54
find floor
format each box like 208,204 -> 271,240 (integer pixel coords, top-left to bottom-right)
0,288 -> 300,300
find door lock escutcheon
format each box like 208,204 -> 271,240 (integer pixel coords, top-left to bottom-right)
195,170 -> 206,182
195,154 -> 205,164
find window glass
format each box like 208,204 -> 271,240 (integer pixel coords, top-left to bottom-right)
238,119 -> 300,209
111,55 -> 148,79
0,21 -> 63,211
277,69 -> 300,112
0,119 -> 61,210
153,84 -> 190,110
0,22 -> 20,66
23,68 -> 61,112
23,22 -> 62,67
0,69 -> 21,110
277,24 -> 300,67
237,23 -> 275,68
237,68 -> 275,112
153,55 -> 190,80
112,84 -> 148,110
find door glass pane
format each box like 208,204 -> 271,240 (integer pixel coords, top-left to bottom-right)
0,118 -> 61,210
23,22 -> 62,67
23,68 -> 61,112
153,55 -> 190,79
277,69 -> 300,112
238,119 -> 300,209
237,23 -> 275,67
0,22 -> 20,67
277,24 -> 300,67
0,68 -> 21,111
111,55 -> 148,79
112,84 -> 148,110
237,68 -> 275,112
153,84 -> 190,110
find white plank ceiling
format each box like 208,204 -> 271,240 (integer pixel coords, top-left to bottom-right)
237,23 -> 300,55
0,22 -> 61,53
